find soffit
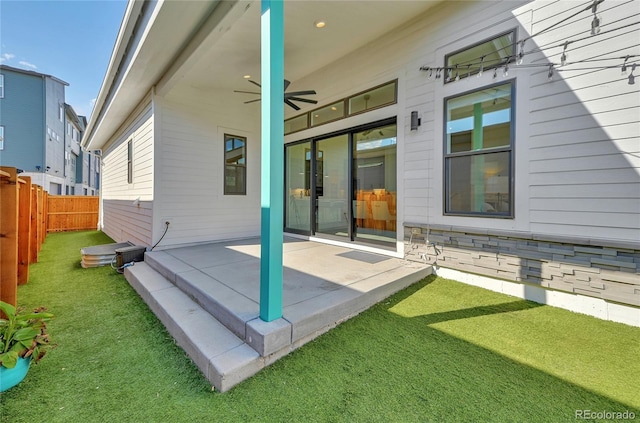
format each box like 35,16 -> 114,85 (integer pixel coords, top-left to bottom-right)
175,1 -> 439,92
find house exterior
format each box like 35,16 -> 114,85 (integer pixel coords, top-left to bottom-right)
0,65 -> 99,195
83,0 -> 639,325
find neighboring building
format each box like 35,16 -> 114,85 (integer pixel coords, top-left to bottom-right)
83,0 -> 639,325
0,65 -> 99,195
68,110 -> 101,196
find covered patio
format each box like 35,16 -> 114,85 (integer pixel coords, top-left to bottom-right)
125,237 -> 430,392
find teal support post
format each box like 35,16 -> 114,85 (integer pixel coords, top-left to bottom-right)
259,0 -> 284,322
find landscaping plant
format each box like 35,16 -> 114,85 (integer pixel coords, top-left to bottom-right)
0,301 -> 54,369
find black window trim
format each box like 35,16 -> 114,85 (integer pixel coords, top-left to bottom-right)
223,133 -> 247,196
444,28 -> 518,84
442,79 -> 516,219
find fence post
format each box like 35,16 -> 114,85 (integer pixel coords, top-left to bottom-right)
18,176 -> 32,285
30,185 -> 40,263
0,167 -> 19,307
37,187 -> 45,251
42,191 -> 48,244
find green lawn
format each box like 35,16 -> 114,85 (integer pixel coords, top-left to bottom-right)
2,231 -> 638,422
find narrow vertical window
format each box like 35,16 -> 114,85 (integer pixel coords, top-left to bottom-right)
127,139 -> 133,184
0,74 -> 4,98
224,134 -> 246,195
59,104 -> 64,122
0,126 -> 4,150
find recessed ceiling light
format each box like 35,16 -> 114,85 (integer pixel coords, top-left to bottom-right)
314,21 -> 326,29
330,106 -> 337,111
243,74 -> 251,79
314,114 -> 319,118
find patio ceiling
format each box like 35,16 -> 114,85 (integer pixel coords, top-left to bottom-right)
85,0 -> 439,150
160,0 -> 439,95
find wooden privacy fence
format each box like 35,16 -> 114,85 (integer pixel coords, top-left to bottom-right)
47,196 -> 99,232
1,166 -> 99,307
1,166 -> 48,307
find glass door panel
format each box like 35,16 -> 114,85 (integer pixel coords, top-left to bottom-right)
353,124 -> 397,245
315,134 -> 349,238
285,141 -> 311,233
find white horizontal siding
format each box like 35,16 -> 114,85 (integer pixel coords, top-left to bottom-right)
153,86 -> 261,247
524,0 -> 640,241
100,97 -> 154,245
103,200 -> 153,246
99,0 -> 639,246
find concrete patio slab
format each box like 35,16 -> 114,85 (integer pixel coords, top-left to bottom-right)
126,236 -> 430,391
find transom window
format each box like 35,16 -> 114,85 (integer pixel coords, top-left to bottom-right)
444,82 -> 514,216
445,30 -> 516,82
224,134 -> 246,195
285,80 -> 397,135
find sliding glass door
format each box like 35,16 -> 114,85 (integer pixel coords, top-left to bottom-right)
284,119 -> 397,247
285,141 -> 311,233
353,124 -> 397,244
315,134 -> 349,238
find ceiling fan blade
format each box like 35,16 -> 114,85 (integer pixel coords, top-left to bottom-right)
244,98 -> 262,104
284,79 -> 291,91
288,97 -> 318,104
248,80 -> 262,88
234,90 -> 261,95
284,99 -> 300,111
285,90 -> 316,97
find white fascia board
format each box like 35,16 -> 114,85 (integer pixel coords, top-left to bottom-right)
84,0 -> 220,151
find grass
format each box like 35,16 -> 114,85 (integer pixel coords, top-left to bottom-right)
1,230 -> 639,422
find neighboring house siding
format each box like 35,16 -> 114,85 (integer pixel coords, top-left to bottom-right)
154,87 -> 261,247
101,97 -> 154,246
0,69 -> 45,170
45,77 -> 66,177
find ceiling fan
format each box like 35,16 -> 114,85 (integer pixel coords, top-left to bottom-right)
234,79 -> 318,111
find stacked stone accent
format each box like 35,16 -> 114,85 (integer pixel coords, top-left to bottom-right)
404,223 -> 640,307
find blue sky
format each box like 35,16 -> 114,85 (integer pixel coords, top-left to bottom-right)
1,0 -> 127,117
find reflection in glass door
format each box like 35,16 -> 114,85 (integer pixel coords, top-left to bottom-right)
353,124 -> 397,245
284,119 -> 397,247
315,134 -> 349,238
285,141 -> 311,233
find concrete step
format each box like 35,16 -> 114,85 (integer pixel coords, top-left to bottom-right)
144,250 -> 260,342
125,262 -> 263,392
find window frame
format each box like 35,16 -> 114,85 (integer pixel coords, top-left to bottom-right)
443,79 -> 516,218
223,133 -> 247,195
444,28 -> 517,84
284,79 -> 398,135
127,139 -> 133,184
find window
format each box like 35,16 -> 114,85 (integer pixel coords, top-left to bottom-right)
127,140 -> 133,184
0,126 -> 4,150
348,81 -> 397,115
284,80 -> 397,135
444,82 -> 513,216
445,30 -> 516,82
59,104 -> 64,122
311,101 -> 345,126
0,74 -> 4,98
224,134 -> 246,195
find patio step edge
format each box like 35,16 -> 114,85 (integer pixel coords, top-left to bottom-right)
124,262 -> 263,392
144,250 -> 275,354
